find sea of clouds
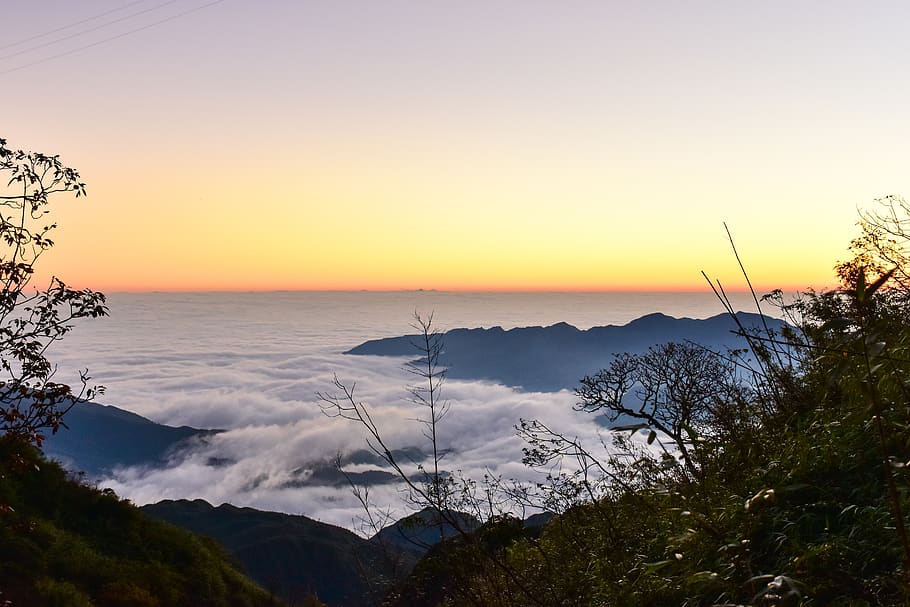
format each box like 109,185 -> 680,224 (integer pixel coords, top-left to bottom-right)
46,291 -> 750,530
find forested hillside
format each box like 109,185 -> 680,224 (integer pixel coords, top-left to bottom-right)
142,499 -> 404,607
0,439 -> 282,607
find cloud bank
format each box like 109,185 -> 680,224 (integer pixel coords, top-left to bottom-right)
47,292 -> 717,529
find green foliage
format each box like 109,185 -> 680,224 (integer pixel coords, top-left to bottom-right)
34,578 -> 93,607
0,137 -> 108,451
387,206 -> 910,606
0,438 -> 280,607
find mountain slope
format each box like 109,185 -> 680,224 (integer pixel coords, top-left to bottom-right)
0,439 -> 277,607
142,499 -> 408,607
41,400 -> 212,478
370,507 -> 481,561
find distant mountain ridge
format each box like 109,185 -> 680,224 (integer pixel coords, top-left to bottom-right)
372,507 -> 481,560
346,311 -> 787,392
40,312 -> 787,485
42,400 -> 212,478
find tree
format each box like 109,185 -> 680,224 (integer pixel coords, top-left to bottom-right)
839,195 -> 910,290
319,315 -> 551,607
318,314 -> 455,534
0,137 -> 107,451
319,208 -> 910,605
574,341 -> 753,478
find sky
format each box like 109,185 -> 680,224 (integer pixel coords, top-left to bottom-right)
4,0 -> 910,292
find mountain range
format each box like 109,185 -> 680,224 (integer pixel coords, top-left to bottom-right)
45,312 -> 783,479
346,311 -> 786,392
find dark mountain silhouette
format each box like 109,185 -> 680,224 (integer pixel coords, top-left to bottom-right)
142,499 -> 415,607
370,507 -> 481,560
141,499 -> 548,607
42,401 -> 212,478
347,311 -> 787,392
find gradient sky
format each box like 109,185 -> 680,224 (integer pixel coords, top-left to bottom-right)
4,0 -> 909,292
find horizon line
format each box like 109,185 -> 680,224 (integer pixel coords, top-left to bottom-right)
88,285 -> 820,295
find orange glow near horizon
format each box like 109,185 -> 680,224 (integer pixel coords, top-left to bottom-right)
5,3 -> 902,295
42,249 -> 835,296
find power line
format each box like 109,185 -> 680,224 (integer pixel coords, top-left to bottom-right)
0,0 -> 177,61
0,0 -> 149,50
0,0 -> 226,75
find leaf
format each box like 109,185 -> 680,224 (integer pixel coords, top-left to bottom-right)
820,317 -> 853,332
868,341 -> 886,358
681,422 -> 703,443
839,504 -> 858,517
864,267 -> 896,299
855,268 -> 867,302
611,422 -> 648,432
641,559 -> 672,573
688,570 -> 720,583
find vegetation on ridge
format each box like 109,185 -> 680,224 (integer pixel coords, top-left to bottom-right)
0,137 -> 107,453
141,498 -> 402,607
326,198 -> 910,606
0,439 -> 282,607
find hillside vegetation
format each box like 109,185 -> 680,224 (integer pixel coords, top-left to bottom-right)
0,438 -> 282,607
142,499 -> 408,607
358,199 -> 910,606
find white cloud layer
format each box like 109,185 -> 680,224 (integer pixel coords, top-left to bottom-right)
96,367 -> 599,529
47,292 -> 716,529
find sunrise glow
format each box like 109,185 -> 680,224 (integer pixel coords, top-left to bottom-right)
7,1 -> 907,293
